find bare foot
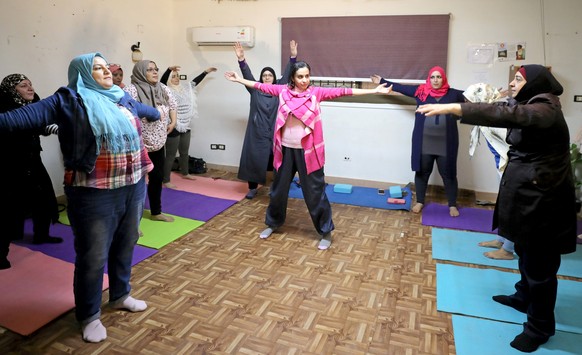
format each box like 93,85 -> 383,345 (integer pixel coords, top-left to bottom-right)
182,174 -> 197,180
478,240 -> 503,248
412,203 -> 424,213
484,248 -> 514,260
449,206 -> 460,217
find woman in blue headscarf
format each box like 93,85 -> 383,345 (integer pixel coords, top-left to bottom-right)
417,65 -> 576,353
0,53 -> 161,343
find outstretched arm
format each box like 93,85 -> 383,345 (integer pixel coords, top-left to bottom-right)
416,103 -> 462,117
225,71 -> 257,89
351,83 -> 393,96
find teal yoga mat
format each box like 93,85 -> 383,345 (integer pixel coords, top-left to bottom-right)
436,264 -> 582,335
288,179 -> 412,211
431,228 -> 582,278
452,315 -> 582,355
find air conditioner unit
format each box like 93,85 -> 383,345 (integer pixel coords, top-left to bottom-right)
190,26 -> 255,47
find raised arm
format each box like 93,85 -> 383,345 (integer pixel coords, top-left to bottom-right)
192,67 -> 217,86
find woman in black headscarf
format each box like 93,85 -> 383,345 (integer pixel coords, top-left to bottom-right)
417,65 -> 576,353
0,74 -> 61,269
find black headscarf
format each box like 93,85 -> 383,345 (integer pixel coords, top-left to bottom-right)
514,65 -> 563,103
259,67 -> 276,83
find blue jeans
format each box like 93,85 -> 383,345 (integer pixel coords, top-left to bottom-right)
65,178 -> 146,325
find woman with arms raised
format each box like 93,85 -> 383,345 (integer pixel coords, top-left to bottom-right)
226,61 -> 392,250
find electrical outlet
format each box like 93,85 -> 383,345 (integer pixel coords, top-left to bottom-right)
575,95 -> 582,103
210,144 -> 218,150
217,144 -> 226,150
343,156 -> 351,162
179,74 -> 187,80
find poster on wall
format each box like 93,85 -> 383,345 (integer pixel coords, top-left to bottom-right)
467,45 -> 496,64
497,42 -> 526,61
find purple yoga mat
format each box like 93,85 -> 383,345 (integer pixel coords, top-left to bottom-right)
17,220 -> 158,271
146,188 -> 237,222
421,203 -> 497,234
424,204 -> 582,242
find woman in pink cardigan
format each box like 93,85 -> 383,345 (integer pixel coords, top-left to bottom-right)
225,61 -> 392,249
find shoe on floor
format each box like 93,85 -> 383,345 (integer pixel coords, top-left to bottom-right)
33,236 -> 64,244
492,295 -> 528,313
246,189 -> 258,199
150,213 -> 174,222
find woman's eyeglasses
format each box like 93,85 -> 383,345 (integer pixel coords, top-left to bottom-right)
146,68 -> 160,73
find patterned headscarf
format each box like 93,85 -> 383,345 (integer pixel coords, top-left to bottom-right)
414,66 -> 451,102
0,74 -> 34,106
67,52 -> 140,154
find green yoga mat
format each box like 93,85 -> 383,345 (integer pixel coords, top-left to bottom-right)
431,228 -> 582,278
138,210 -> 204,249
452,315 -> 582,355
59,209 -> 204,250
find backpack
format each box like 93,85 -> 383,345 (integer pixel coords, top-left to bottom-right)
172,156 -> 208,174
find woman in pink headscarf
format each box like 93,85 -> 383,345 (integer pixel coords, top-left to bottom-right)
372,67 -> 465,216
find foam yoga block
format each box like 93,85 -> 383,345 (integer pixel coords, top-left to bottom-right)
333,184 -> 353,194
389,186 -> 402,198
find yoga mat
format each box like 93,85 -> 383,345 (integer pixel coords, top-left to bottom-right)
289,180 -> 412,211
436,264 -> 582,335
137,210 -> 204,249
18,220 -> 158,270
0,245 -> 109,336
145,188 -> 236,222
168,173 -> 249,201
431,228 -> 582,278
452,315 -> 582,355
422,203 -> 497,233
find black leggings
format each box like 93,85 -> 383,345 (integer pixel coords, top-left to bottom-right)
414,154 -> 457,207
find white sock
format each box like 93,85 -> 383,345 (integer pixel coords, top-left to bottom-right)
112,296 -> 147,312
318,233 -> 332,250
259,227 -> 276,239
82,319 -> 107,343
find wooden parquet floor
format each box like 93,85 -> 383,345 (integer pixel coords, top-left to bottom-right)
1,169 -> 482,354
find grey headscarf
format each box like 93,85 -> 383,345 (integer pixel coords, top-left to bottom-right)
130,60 -> 169,107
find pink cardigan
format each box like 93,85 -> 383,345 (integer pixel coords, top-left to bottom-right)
255,83 -> 352,174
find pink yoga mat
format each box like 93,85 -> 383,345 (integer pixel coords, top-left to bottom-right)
168,173 -> 250,201
0,245 -> 109,336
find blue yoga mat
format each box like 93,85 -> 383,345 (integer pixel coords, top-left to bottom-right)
452,315 -> 582,355
288,179 -> 412,211
436,264 -> 582,335
431,228 -> 582,278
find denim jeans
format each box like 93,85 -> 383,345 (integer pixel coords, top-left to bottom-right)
65,178 -> 146,325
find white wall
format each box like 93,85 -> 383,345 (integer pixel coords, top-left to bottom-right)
1,0 -> 581,195
0,0 -> 175,196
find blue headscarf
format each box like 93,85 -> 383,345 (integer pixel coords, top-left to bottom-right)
67,52 -> 140,154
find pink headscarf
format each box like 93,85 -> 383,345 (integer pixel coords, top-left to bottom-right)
414,66 -> 450,102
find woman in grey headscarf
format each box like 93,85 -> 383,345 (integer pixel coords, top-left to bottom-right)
124,60 -> 177,222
